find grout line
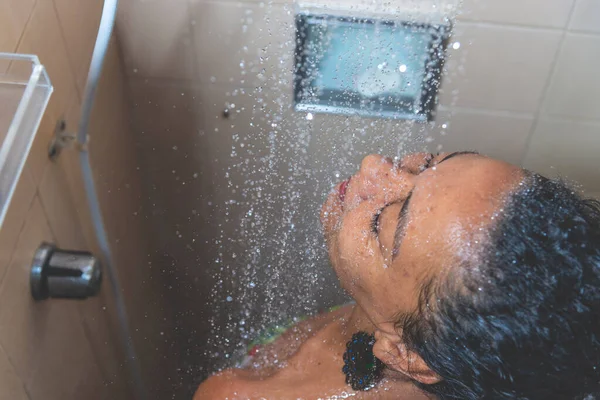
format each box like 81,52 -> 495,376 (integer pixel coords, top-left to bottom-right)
12,0 -> 38,53
568,29 -> 600,36
0,176 -> 38,287
0,342 -> 31,400
35,173 -> 123,391
35,182 -> 62,249
437,105 -> 535,119
535,114 -> 600,126
519,0 -> 579,167
455,18 -> 579,34
50,0 -> 83,104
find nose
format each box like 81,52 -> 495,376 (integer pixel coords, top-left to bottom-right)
358,154 -> 394,179
352,154 -> 409,202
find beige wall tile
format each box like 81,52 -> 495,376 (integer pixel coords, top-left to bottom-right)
0,197 -> 111,399
26,298 -> 99,400
569,0 -> 600,33
458,0 -> 574,28
37,95 -> 85,252
117,0 -> 195,79
38,157 -> 88,250
0,344 -> 28,400
0,0 -> 34,53
76,293 -> 132,400
190,1 -> 295,88
15,0 -> 80,185
543,33 -> 600,120
0,167 -> 35,284
0,197 -> 55,380
71,359 -> 112,400
90,37 -> 174,395
25,87 -> 79,186
15,0 -> 78,119
53,0 -> 104,96
439,23 -> 562,113
523,118 -> 600,192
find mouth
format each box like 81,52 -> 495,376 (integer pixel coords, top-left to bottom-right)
339,177 -> 351,203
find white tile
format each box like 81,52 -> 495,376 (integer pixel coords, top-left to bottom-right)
586,191 -> 600,199
307,114 -> 407,186
544,33 -> 600,120
439,23 -> 562,113
423,108 -> 534,165
308,107 -> 533,182
190,1 -> 296,88
569,0 -> 600,33
458,0 -> 574,28
295,0 -> 459,22
117,0 -> 195,79
523,118 -> 600,192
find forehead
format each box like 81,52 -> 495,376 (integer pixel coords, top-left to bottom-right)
394,155 -> 523,275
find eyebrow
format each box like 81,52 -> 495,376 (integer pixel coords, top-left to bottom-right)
438,151 -> 479,164
390,151 -> 480,260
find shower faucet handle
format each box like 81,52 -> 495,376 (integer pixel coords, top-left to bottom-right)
30,243 -> 102,301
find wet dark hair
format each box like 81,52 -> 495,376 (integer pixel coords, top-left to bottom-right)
398,173 -> 600,400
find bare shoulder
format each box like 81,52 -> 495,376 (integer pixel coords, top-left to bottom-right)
193,369 -> 252,400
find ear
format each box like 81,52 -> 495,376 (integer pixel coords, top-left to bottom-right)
373,330 -> 441,385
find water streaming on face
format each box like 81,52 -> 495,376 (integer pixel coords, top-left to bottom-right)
163,0 -> 463,390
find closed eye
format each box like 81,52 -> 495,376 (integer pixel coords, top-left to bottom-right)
371,207 -> 385,235
419,153 -> 434,173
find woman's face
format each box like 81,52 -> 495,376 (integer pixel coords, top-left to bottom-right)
321,152 -> 523,334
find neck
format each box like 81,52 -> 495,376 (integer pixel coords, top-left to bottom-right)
342,303 -> 376,336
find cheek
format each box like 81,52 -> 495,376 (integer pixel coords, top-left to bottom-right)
334,220 -> 380,293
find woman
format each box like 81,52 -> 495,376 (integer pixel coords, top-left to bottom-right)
196,152 -> 600,399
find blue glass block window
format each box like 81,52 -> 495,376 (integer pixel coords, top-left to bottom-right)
294,14 -> 449,121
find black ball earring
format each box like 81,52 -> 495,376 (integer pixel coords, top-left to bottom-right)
342,331 -> 384,391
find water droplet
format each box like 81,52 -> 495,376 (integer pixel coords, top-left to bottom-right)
306,113 -> 314,120
399,64 -> 407,73
452,42 -> 461,50
226,296 -> 233,302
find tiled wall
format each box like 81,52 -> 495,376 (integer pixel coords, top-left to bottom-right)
116,0 -> 600,395
0,0 -> 171,398
119,0 -> 600,192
